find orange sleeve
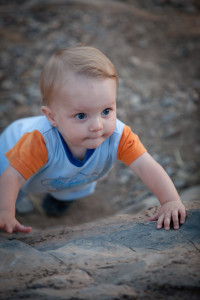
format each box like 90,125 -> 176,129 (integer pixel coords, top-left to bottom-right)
117,125 -> 147,165
5,130 -> 48,180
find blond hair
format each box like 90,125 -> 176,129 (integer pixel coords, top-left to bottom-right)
40,45 -> 118,105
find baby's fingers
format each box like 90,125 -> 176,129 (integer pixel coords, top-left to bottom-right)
145,213 -> 159,222
157,213 -> 172,230
0,219 -> 32,234
159,209 -> 186,231
163,213 -> 172,230
156,214 -> 165,229
0,220 -> 12,233
179,208 -> 186,225
4,222 -> 15,234
14,222 -> 32,233
171,211 -> 179,230
172,208 -> 186,229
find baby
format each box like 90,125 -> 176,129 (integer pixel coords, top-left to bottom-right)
0,45 -> 186,234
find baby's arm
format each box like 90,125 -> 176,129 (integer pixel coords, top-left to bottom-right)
0,165 -> 32,233
129,152 -> 186,230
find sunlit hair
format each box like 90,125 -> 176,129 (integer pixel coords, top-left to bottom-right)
40,45 -> 118,105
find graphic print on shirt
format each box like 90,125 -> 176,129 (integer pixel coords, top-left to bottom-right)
40,168 -> 110,192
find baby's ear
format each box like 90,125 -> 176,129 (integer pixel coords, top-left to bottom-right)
41,106 -> 58,127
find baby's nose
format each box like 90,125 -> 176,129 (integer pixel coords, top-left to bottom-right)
89,117 -> 103,132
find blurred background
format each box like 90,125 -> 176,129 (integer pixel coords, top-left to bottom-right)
0,0 -> 199,227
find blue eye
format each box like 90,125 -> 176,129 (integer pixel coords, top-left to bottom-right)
102,108 -> 111,116
75,113 -> 86,120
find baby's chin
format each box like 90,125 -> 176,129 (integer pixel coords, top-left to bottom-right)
83,130 -> 114,149
85,137 -> 106,149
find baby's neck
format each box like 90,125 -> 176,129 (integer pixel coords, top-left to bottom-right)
70,148 -> 87,161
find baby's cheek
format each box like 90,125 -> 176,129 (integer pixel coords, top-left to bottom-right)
109,122 -> 116,136
104,130 -> 113,140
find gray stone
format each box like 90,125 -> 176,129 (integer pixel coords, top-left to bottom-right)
161,96 -> 177,107
0,208 -> 199,300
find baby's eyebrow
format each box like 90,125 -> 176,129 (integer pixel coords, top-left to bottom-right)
70,99 -> 116,112
103,100 -> 116,107
71,107 -> 87,112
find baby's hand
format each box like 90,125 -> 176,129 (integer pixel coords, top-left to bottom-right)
146,201 -> 186,230
0,211 -> 32,234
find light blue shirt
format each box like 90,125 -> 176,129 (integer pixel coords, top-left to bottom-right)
0,116 -> 125,200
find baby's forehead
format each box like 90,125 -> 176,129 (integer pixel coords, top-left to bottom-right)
58,75 -> 116,104
61,72 -> 117,90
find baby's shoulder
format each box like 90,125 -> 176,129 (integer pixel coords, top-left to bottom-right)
12,116 -> 52,134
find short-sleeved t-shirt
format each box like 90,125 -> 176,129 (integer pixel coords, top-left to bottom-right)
0,117 -> 146,200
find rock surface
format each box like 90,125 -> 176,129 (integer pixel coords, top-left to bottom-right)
0,186 -> 200,299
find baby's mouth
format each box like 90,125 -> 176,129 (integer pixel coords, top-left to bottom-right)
89,135 -> 102,140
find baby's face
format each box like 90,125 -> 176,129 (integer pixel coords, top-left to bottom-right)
50,75 -> 117,160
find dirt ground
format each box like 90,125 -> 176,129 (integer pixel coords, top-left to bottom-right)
0,0 -> 199,230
